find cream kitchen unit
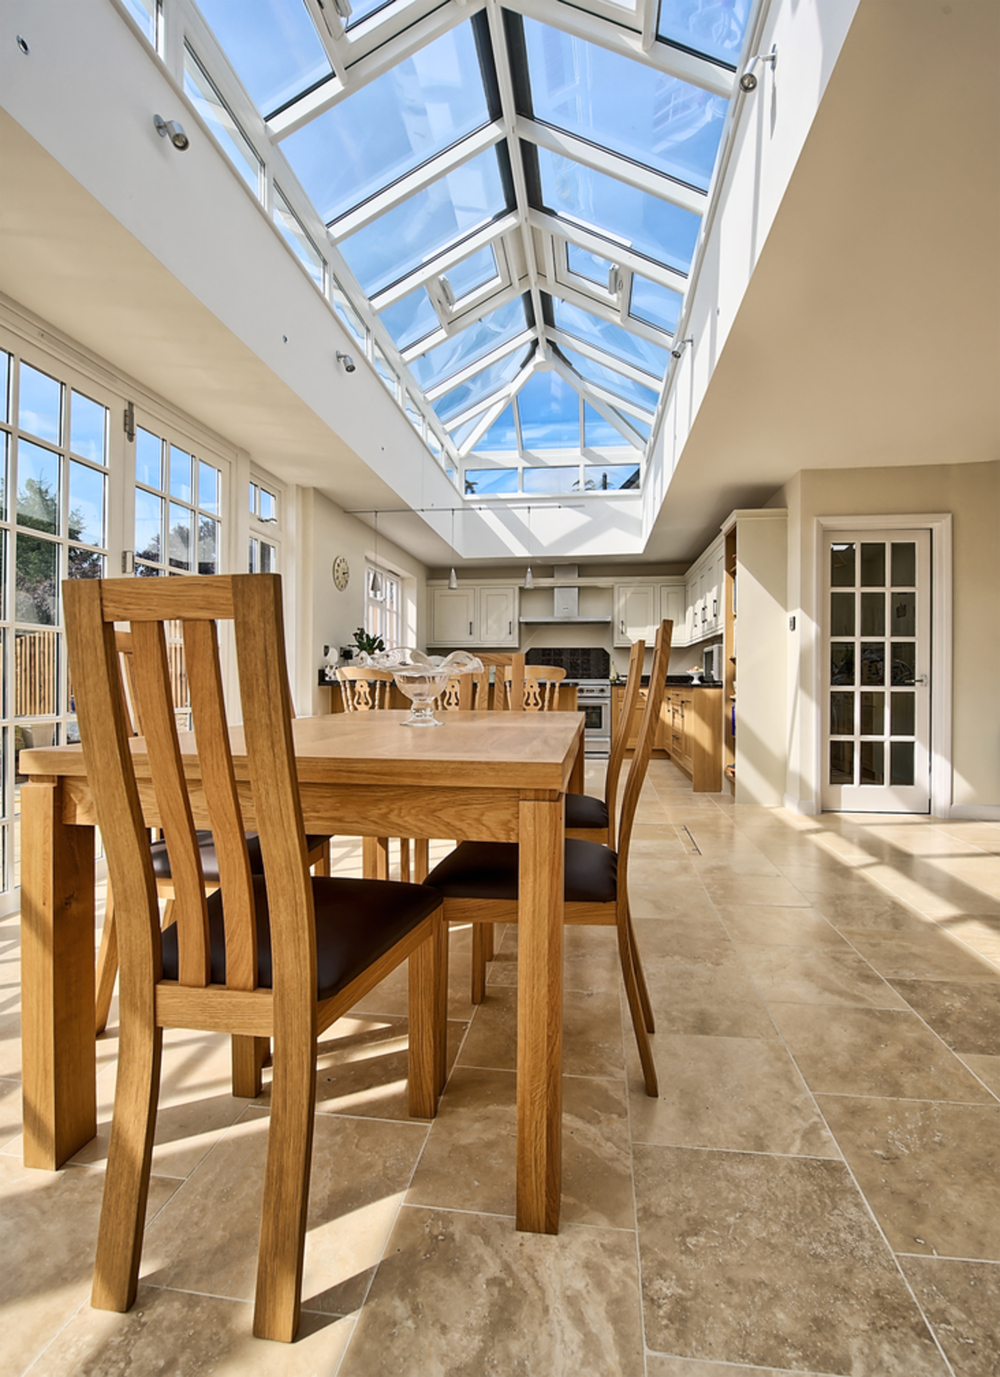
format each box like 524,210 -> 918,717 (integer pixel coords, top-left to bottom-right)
428,585 -> 519,647
683,536 -> 726,646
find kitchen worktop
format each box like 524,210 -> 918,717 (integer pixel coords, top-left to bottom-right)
614,676 -> 722,688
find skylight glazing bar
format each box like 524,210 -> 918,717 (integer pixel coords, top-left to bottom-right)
543,275 -> 672,348
546,327 -> 664,391
399,280 -> 525,362
369,214 -> 520,309
424,328 -> 535,401
528,209 -> 688,293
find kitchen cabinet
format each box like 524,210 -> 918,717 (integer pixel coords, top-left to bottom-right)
663,686 -> 724,791
612,683 -> 670,756
429,585 -> 518,647
659,583 -> 686,645
613,583 -> 658,646
685,535 -> 725,644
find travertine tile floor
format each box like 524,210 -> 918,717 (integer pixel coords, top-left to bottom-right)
2,760 -> 999,1375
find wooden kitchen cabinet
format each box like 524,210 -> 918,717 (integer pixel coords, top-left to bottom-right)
662,686 -> 724,791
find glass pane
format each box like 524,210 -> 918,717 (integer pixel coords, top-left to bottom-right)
273,186 -> 325,288
198,515 -> 218,575
891,642 -> 916,686
68,461 -> 105,546
136,427 -> 162,489
68,547 -> 105,580
860,642 -> 885,686
0,432 -> 7,521
523,17 -> 726,192
860,591 -> 885,636
891,741 -> 915,787
332,279 -> 367,343
283,23 -> 490,223
121,0 -> 156,44
449,412 -> 488,449
409,300 -> 526,391
860,740 -> 884,786
829,741 -> 853,786
380,287 -> 441,351
168,502 -> 191,571
581,463 -> 639,490
17,440 -> 60,534
195,0 -> 332,117
199,462 -> 220,515
135,489 -> 163,563
891,542 -> 916,586
891,592 -> 915,637
523,465 -> 579,494
18,363 -> 62,444
567,242 -> 615,287
373,345 -> 396,396
830,543 -> 855,588
891,691 -> 915,737
831,643 -> 854,686
830,592 -> 854,637
405,397 -> 422,429
184,48 -> 261,194
830,691 -> 853,735
344,0 -> 394,27
474,404 -> 519,451
629,276 -> 683,334
552,299 -> 669,379
341,147 -> 508,297
0,351 -> 9,422
445,244 -> 499,300
464,468 -> 518,495
860,542 -> 885,587
169,446 -> 192,502
559,345 -> 659,413
516,372 -> 580,449
15,534 -> 58,624
14,630 -> 59,715
583,403 -> 626,448
259,489 -> 276,522
260,540 -> 276,574
0,531 -> 5,619
248,536 -> 259,573
616,408 -> 651,441
249,481 -> 258,514
69,392 -> 107,463
535,147 -> 701,275
860,692 -> 885,736
434,349 -> 526,423
657,0 -> 753,68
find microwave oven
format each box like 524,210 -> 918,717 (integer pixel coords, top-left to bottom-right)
703,643 -> 723,682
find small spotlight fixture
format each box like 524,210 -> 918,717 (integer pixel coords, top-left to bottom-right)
16,35 -> 29,54
739,45 -> 777,93
337,351 -> 357,373
671,337 -> 694,360
154,114 -> 190,150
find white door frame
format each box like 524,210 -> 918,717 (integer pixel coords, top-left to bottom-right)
812,514 -> 952,817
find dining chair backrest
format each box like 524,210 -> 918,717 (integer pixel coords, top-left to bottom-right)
438,670 -> 490,711
336,665 -> 394,712
615,619 -> 673,884
604,638 -> 646,844
478,652 -> 525,711
505,664 -> 566,712
64,575 -> 311,1001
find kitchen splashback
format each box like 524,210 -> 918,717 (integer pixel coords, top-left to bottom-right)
526,648 -> 610,679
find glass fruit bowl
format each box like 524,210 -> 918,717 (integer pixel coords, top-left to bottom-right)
355,649 -> 483,728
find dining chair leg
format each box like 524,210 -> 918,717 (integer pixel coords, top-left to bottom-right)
407,913 -> 447,1117
413,838 -> 430,883
471,924 -> 490,1004
399,837 -> 411,882
626,907 -> 655,1034
92,1020 -> 163,1311
311,842 -> 331,877
95,888 -> 118,1035
253,1024 -> 317,1343
232,1034 -> 268,1098
363,835 -> 390,880
617,920 -> 658,1097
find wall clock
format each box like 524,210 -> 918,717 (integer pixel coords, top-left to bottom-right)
332,555 -> 350,591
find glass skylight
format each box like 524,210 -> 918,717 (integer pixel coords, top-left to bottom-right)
379,288 -> 441,352
434,347 -> 526,423
516,372 -> 579,449
465,467 -> 518,495
560,345 -> 660,413
195,0 -> 331,117
184,47 -> 261,194
582,463 -> 640,490
273,184 -> 325,289
520,17 -> 727,192
534,147 -> 701,274
566,243 -> 616,289
281,22 -> 492,223
476,403 -> 519,450
551,299 -> 670,379
583,403 -> 626,449
409,299 -> 526,392
616,408 -> 652,440
345,0 -> 397,30
444,244 -> 501,301
339,146 -> 510,297
657,0 -> 753,69
629,275 -> 683,334
523,466 -> 579,493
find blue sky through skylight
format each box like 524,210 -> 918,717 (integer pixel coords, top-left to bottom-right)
552,299 -> 669,379
560,345 -> 659,413
446,244 -> 500,300
629,275 -> 683,334
517,371 -> 579,450
196,0 -> 331,117
657,0 -> 753,69
379,287 -> 441,351
583,403 -> 626,449
476,403 -> 519,450
409,300 -> 526,391
434,347 -> 526,423
566,243 -> 615,288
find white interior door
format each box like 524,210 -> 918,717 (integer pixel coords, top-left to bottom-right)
821,529 -> 931,812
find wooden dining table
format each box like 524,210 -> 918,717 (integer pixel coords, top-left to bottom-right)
19,708 -> 585,1234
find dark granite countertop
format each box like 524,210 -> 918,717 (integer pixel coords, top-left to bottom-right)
614,676 -> 722,688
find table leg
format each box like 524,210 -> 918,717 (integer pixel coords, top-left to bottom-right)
21,779 -> 97,1169
515,792 -> 564,1234
568,731 -> 585,795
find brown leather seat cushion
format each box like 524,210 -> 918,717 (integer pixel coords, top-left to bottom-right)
424,838 -> 617,905
565,793 -> 609,830
150,831 -> 330,882
161,874 -> 440,1001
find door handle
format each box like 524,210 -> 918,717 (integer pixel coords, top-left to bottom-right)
469,622 -> 473,635
915,674 -> 929,686
508,621 -> 512,634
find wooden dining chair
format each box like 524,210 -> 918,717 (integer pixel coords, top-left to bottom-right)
565,638 -> 646,847
95,632 -> 332,1050
336,665 -> 411,883
64,573 -> 447,1344
423,619 -> 674,1097
506,664 -> 566,711
437,667 -> 490,711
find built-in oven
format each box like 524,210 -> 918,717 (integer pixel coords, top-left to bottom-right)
577,682 -> 612,756
525,649 -> 612,757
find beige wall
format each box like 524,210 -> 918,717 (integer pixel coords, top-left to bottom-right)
779,460 -> 1000,813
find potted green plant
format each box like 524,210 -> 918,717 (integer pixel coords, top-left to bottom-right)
353,627 -> 385,658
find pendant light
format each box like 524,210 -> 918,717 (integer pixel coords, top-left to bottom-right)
448,508 -> 458,588
370,510 -> 383,600
524,505 -> 534,589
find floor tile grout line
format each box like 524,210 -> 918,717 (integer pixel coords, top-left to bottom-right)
19,1292 -> 92,1377
894,1251 -> 1000,1265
